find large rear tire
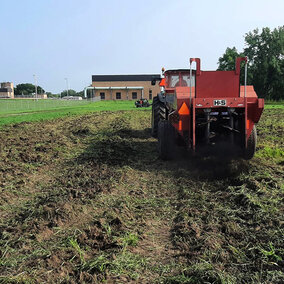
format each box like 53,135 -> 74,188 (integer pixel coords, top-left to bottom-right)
158,120 -> 176,160
151,96 -> 166,138
243,125 -> 257,160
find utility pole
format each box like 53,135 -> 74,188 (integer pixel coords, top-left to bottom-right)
33,74 -> 38,100
64,78 -> 69,97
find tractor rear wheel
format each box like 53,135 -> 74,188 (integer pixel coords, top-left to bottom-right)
243,125 -> 257,160
151,96 -> 166,137
158,120 -> 176,160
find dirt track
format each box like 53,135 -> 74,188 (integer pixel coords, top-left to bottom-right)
0,109 -> 283,283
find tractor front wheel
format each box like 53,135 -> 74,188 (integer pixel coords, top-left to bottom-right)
243,125 -> 257,160
158,120 -> 176,160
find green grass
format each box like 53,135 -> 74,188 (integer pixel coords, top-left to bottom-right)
265,104 -> 284,109
0,99 -> 283,127
82,251 -> 148,280
264,100 -> 284,109
256,146 -> 284,159
0,100 -> 142,127
0,99 -> 90,114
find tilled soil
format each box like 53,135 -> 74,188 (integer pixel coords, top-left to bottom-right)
0,109 -> 283,283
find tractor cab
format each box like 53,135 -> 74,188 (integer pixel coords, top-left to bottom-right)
162,69 -> 195,89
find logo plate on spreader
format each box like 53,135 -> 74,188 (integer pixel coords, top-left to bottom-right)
214,99 -> 226,106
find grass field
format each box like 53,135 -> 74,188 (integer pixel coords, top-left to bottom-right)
0,100 -> 136,127
0,99 -> 283,128
0,99 -> 91,114
0,102 -> 283,283
265,101 -> 284,109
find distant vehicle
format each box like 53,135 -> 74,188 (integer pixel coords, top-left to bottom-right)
135,98 -> 150,108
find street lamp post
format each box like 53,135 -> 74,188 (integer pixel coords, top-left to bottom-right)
33,74 -> 38,100
65,78 -> 69,97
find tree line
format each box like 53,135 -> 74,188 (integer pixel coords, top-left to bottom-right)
217,26 -> 284,101
14,83 -> 85,98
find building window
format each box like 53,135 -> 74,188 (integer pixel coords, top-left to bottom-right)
100,92 -> 105,100
116,92 -> 121,100
132,92 -> 137,99
149,89 -> 152,100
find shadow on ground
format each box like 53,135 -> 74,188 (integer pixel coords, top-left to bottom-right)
75,126 -> 250,182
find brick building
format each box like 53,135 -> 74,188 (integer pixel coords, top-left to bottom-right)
0,82 -> 14,98
91,74 -> 161,100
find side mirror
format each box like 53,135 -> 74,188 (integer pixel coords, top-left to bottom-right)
151,79 -> 156,86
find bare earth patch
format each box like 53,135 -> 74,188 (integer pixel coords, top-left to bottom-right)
0,108 -> 283,283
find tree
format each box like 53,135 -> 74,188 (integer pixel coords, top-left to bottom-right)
217,47 -> 249,84
60,89 -> 77,97
76,90 -> 84,97
244,26 -> 284,100
46,92 -> 60,98
217,47 -> 243,71
14,83 -> 45,96
217,26 -> 284,100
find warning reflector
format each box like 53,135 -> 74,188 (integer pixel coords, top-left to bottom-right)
159,78 -> 165,87
178,120 -> 182,131
178,102 -> 190,115
246,119 -> 250,130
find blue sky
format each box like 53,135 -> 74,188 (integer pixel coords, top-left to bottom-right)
0,0 -> 283,93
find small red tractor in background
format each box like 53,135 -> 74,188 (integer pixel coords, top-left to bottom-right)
151,57 -> 264,160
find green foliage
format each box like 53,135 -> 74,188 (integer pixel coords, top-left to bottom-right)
69,238 -> 86,265
83,254 -> 110,273
14,83 -> 45,96
217,47 -> 243,71
120,232 -> 139,249
259,243 -> 283,262
83,252 -> 147,280
218,26 -> 284,100
76,90 -> 84,97
45,92 -> 60,98
244,26 -> 284,100
60,89 -> 77,97
256,146 -> 284,159
217,47 -> 248,84
109,252 -> 147,280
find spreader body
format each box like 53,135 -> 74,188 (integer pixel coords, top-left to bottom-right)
151,57 -> 264,159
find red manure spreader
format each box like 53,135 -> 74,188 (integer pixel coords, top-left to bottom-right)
151,57 -> 264,160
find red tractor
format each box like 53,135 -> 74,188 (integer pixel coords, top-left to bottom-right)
151,57 -> 264,160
